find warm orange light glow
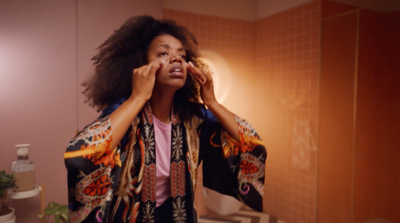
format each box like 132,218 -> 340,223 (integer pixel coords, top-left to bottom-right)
199,50 -> 232,104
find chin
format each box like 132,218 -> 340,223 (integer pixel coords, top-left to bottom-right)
171,81 -> 186,91
156,79 -> 186,91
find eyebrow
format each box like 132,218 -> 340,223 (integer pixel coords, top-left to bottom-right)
155,44 -> 186,52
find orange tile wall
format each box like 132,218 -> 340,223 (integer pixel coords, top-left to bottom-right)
165,1 -> 321,222
165,2 -> 399,223
255,2 -> 321,223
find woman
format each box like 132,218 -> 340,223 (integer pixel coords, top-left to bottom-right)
64,15 -> 266,223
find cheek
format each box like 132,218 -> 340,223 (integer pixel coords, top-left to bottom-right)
154,66 -> 168,79
154,70 -> 163,81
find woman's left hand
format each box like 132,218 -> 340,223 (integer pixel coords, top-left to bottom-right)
187,61 -> 239,141
187,61 -> 217,107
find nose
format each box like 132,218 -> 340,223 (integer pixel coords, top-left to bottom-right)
170,52 -> 183,64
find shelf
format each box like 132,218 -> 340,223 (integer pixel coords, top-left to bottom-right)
5,215 -> 15,223
8,185 -> 41,199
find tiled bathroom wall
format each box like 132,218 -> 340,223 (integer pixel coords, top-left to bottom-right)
255,2 -> 321,223
164,1 -> 321,222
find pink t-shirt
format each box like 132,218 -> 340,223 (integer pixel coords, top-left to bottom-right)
153,115 -> 171,207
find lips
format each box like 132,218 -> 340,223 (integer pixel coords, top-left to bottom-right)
169,65 -> 184,77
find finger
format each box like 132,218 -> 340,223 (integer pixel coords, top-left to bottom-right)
192,73 -> 206,85
200,70 -> 212,85
159,59 -> 167,66
193,75 -> 204,85
202,69 -> 212,82
188,61 -> 207,83
187,61 -> 202,77
133,63 -> 149,75
186,63 -> 201,84
146,61 -> 162,76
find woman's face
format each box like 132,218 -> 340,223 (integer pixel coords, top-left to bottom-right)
147,34 -> 188,91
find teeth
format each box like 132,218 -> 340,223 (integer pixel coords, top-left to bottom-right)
174,69 -> 181,72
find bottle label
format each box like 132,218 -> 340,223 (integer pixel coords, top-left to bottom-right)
12,164 -> 35,172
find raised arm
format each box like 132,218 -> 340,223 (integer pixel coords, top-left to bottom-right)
108,61 -> 163,149
64,61 -> 163,223
187,61 -> 239,141
189,61 -> 266,212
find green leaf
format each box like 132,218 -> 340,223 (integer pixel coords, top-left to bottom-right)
37,201 -> 69,222
0,170 -> 17,195
55,215 -> 61,223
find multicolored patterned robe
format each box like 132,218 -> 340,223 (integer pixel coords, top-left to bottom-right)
64,101 -> 267,223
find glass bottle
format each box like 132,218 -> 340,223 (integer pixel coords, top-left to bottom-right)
11,144 -> 36,192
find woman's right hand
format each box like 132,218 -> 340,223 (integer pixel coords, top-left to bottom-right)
108,61 -> 164,150
130,61 -> 164,102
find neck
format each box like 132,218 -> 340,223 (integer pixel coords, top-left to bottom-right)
150,88 -> 175,124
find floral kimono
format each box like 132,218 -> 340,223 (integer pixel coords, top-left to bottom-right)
64,100 -> 267,223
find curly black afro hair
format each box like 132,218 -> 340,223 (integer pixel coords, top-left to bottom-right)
82,15 -> 205,121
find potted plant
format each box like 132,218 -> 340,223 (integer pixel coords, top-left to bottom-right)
38,202 -> 68,223
0,170 -> 17,223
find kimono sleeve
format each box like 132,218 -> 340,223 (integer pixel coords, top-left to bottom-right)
199,108 -> 267,212
64,115 -> 126,223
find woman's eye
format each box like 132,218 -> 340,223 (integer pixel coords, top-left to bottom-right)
180,55 -> 186,59
158,52 -> 168,57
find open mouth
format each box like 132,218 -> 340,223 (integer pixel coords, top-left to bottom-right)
169,65 -> 184,77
